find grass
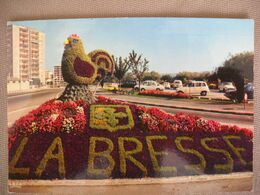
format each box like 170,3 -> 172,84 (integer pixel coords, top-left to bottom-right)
101,88 -> 241,105
132,93 -> 236,104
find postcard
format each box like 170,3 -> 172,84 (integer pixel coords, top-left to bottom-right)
7,18 -> 254,193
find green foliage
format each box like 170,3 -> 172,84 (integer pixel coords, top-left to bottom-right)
143,71 -> 161,81
113,56 -> 130,85
58,84 -> 96,103
161,74 -> 174,83
223,52 -> 253,82
122,72 -> 135,82
213,51 -> 254,102
174,71 -> 211,82
206,72 -> 218,83
217,66 -> 244,102
128,50 -> 149,91
61,35 -> 115,85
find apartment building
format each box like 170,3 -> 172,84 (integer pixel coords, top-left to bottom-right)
53,65 -> 65,87
7,25 -> 46,86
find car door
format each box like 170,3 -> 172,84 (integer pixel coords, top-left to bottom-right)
142,81 -> 148,90
187,83 -> 195,94
149,81 -> 157,90
195,82 -> 202,94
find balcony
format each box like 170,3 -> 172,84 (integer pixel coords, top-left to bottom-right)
19,54 -> 29,59
20,38 -> 29,42
19,44 -> 29,48
19,33 -> 28,38
20,65 -> 28,69
20,50 -> 29,54
19,28 -> 28,33
21,70 -> 28,74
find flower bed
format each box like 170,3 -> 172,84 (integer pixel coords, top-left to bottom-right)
139,90 -> 191,98
9,96 -> 252,180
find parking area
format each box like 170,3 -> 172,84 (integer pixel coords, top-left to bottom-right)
164,89 -> 229,100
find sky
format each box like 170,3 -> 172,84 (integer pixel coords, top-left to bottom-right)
9,18 -> 254,74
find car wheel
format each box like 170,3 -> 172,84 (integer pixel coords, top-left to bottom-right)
178,91 -> 184,94
156,88 -> 161,91
223,88 -> 226,92
200,91 -> 207,96
134,87 -> 139,91
141,88 -> 145,91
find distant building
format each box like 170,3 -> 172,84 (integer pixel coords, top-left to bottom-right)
45,70 -> 54,87
7,25 -> 46,86
53,65 -> 65,87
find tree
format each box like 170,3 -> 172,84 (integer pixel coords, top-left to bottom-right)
143,71 -> 161,81
128,50 -> 149,91
223,52 -> 253,82
174,71 -> 210,82
113,56 -> 130,90
122,72 -> 135,82
217,66 -> 244,102
161,74 -> 174,83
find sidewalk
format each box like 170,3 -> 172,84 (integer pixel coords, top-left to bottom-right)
102,93 -> 253,116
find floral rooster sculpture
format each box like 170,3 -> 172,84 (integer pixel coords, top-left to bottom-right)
58,34 -> 115,103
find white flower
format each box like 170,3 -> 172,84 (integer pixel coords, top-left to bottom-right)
76,106 -> 84,113
50,113 -> 59,120
62,117 -> 75,133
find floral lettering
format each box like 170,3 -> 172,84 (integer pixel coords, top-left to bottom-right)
146,135 -> 177,176
35,137 -> 65,178
87,136 -> 115,177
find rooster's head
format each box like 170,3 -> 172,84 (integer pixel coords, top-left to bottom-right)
64,34 -> 84,52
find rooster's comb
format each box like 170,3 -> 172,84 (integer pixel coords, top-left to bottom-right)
70,34 -> 80,39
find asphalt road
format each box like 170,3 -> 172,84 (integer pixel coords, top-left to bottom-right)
7,88 -> 253,129
8,88 -> 63,126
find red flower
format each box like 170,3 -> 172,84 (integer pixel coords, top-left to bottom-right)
139,90 -> 191,98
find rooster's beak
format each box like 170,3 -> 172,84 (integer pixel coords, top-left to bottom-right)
64,39 -> 69,46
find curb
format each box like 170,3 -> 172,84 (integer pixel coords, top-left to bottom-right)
113,98 -> 253,116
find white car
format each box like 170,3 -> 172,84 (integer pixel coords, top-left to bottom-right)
163,82 -> 171,89
172,80 -> 183,88
176,81 -> 210,96
134,80 -> 165,91
218,82 -> 236,92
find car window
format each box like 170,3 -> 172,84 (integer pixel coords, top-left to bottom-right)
202,83 -> 206,86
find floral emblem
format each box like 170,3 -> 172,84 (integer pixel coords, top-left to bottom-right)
89,105 -> 134,132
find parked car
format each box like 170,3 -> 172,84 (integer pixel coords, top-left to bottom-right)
163,82 -> 171,89
176,81 -> 210,96
208,83 -> 218,89
119,81 -> 137,88
103,82 -> 119,90
171,80 -> 183,88
224,89 -> 238,102
134,80 -> 165,91
244,83 -> 254,99
224,83 -> 254,102
218,82 -> 236,92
